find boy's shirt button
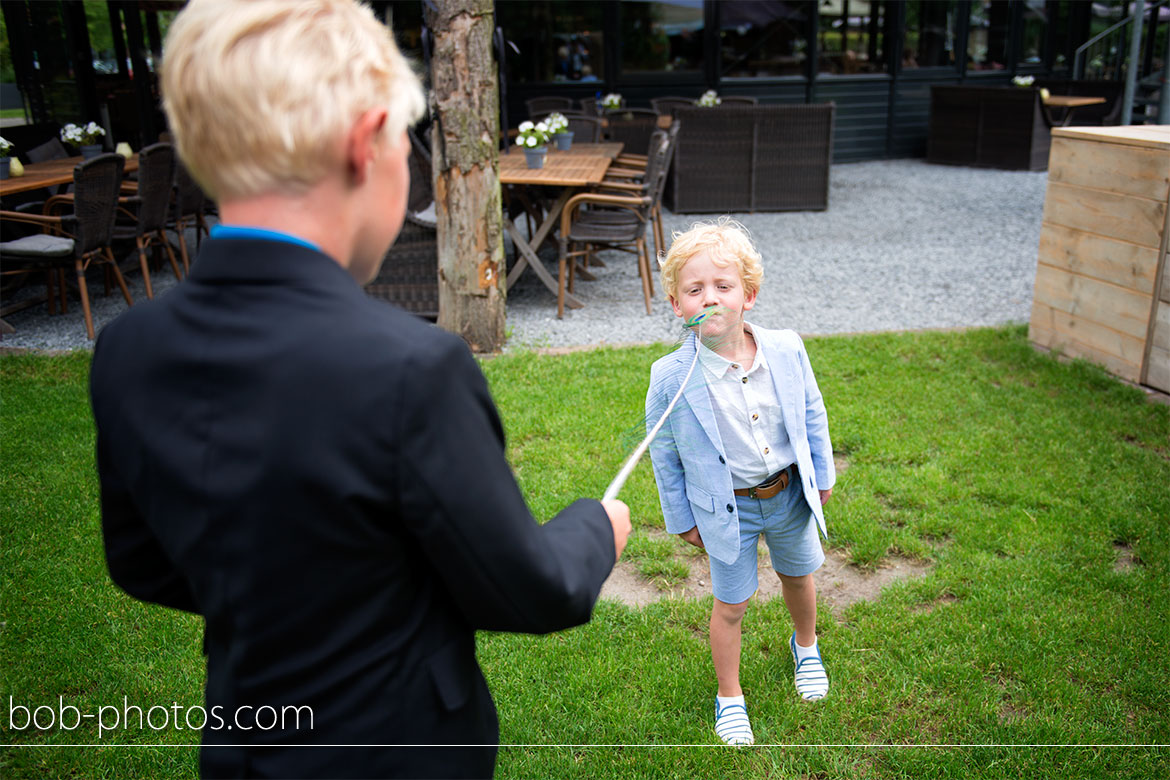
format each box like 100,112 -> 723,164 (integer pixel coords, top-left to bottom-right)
751,413 -> 758,421
726,504 -> 734,513
741,377 -> 748,384
718,455 -> 726,464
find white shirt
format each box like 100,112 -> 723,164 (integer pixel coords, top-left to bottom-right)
698,328 -> 796,489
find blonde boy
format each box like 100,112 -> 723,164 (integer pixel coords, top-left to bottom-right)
646,218 -> 835,746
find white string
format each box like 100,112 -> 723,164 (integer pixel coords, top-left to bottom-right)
602,313 -> 708,502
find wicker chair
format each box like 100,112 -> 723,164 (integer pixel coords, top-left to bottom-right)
651,96 -> 695,116
365,129 -> 439,320
719,96 -> 759,105
0,154 -> 131,339
927,86 -> 1052,171
565,115 -> 604,143
168,161 -> 211,275
114,142 -> 183,299
603,108 -> 660,156
669,104 -> 834,213
556,130 -> 673,318
525,96 -> 575,120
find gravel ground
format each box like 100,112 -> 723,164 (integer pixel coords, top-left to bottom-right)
0,159 -> 1048,353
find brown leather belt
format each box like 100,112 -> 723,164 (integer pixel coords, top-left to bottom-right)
733,465 -> 794,500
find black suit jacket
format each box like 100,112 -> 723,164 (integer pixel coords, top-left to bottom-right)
90,238 -> 615,778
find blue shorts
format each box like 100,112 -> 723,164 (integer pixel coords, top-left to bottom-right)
708,471 -> 825,605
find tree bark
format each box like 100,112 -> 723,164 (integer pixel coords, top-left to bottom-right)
424,0 -> 505,353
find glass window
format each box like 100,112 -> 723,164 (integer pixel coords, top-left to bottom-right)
1019,0 -> 1047,67
902,1 -> 957,69
967,0 -> 1010,71
619,0 -> 704,76
817,0 -> 890,75
719,1 -> 808,78
497,1 -> 605,84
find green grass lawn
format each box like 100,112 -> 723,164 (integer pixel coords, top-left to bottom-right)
2,326 -> 1167,778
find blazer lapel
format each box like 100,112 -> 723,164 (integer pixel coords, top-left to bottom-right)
677,334 -> 723,452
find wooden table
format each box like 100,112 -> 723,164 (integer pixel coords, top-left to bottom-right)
499,145 -> 618,309
1042,95 -> 1107,127
0,154 -> 140,197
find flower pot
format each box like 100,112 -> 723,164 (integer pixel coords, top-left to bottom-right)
524,147 -> 547,169
81,144 -> 103,160
554,131 -> 574,151
0,157 -> 9,180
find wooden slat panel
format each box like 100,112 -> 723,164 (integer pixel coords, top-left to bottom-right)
1048,137 -> 1170,201
1162,255 -> 1170,303
1032,262 -> 1153,340
1145,345 -> 1170,392
1152,302 -> 1170,352
1037,224 -> 1160,295
1029,320 -> 1143,383
1030,300 -> 1147,367
1042,181 -> 1166,249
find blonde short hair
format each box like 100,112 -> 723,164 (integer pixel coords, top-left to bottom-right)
161,0 -> 426,202
659,217 -> 764,300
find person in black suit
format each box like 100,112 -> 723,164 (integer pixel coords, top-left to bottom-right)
89,1 -> 631,777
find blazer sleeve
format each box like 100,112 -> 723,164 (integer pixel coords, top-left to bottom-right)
797,335 -> 835,491
394,335 -> 615,635
645,362 -> 696,536
92,360 -> 199,614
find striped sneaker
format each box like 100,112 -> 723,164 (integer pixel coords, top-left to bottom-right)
790,633 -> 829,701
714,698 -> 755,746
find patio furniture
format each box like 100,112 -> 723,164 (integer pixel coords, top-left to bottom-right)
719,96 -> 759,105
168,161 -> 211,274
525,96 -> 575,120
565,115 -> 604,143
927,85 -> 1053,171
364,129 -> 439,320
651,96 -> 695,115
668,104 -> 834,213
557,130 -> 672,318
603,108 -> 660,156
1035,79 -> 1124,126
598,121 -> 680,260
113,142 -> 183,299
0,153 -> 131,339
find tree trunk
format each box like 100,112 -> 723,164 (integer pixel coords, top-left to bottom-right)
424,0 -> 505,353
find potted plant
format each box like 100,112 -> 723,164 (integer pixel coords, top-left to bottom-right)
60,121 -> 107,159
0,136 -> 11,180
515,120 -> 551,168
601,92 -> 623,111
545,113 -> 573,151
697,89 -> 721,107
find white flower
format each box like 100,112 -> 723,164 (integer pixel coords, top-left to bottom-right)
1012,75 -> 1035,87
601,92 -> 622,109
535,121 -> 548,133
519,121 -> 534,132
698,89 -> 721,107
60,121 -> 106,146
0,136 -> 12,156
525,136 -> 537,148
545,113 -> 569,133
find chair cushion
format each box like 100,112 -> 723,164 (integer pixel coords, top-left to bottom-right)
0,233 -> 74,257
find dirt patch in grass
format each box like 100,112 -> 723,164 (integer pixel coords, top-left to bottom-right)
1114,542 -> 1140,573
600,542 -> 931,610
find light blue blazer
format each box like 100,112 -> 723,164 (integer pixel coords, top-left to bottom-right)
646,325 -> 835,565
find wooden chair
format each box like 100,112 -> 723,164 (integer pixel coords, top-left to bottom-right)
556,130 -> 673,318
525,96 -> 575,120
364,128 -> 439,320
114,142 -> 183,299
0,154 -> 131,339
596,121 -> 679,261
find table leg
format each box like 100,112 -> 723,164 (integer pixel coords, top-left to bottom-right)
504,187 -> 584,309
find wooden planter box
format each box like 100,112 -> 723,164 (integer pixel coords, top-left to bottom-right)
927,85 -> 1051,171
1029,126 -> 1170,393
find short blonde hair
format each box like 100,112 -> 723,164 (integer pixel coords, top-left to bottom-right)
161,0 -> 426,202
659,217 -> 764,300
